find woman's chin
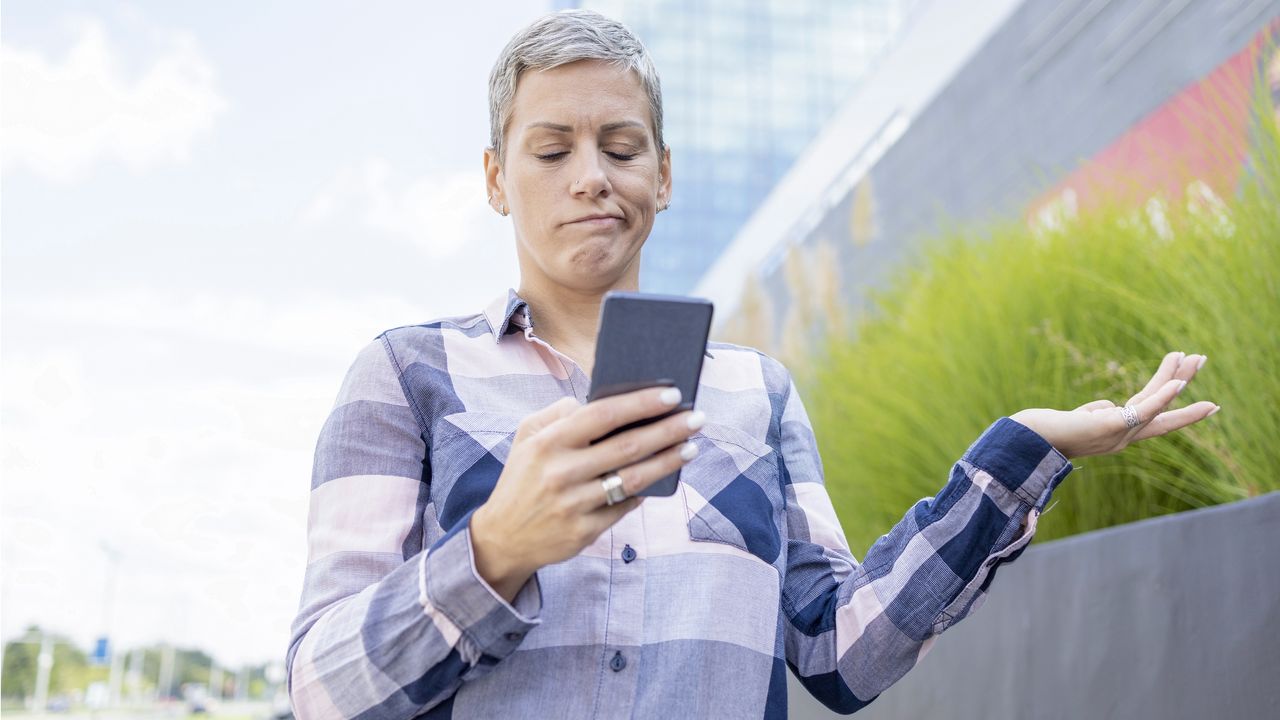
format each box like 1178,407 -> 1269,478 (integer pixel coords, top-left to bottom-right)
555,249 -> 633,286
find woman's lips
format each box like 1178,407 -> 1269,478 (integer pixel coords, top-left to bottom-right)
568,216 -> 622,227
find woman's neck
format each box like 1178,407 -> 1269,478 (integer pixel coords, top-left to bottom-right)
517,277 -> 638,375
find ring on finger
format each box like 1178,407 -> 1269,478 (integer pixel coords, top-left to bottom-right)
1119,404 -> 1141,429
600,472 -> 627,506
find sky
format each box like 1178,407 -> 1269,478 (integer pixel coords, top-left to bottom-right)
1,0 -> 557,667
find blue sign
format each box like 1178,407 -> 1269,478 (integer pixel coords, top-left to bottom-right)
91,637 -> 110,665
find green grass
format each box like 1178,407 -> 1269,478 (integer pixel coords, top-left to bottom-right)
801,103 -> 1280,552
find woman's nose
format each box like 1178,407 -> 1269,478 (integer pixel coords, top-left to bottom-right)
570,148 -> 611,197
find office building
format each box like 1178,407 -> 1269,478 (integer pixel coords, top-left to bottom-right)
557,0 -> 920,293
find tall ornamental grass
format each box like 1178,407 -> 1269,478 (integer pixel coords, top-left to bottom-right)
803,107 -> 1279,551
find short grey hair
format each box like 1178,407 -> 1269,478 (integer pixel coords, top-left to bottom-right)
487,9 -> 665,166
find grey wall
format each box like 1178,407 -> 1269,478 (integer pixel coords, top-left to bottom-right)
787,492 -> 1280,719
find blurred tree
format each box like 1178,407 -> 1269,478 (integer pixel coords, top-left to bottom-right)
1,631 -> 38,699
1,626 -> 91,700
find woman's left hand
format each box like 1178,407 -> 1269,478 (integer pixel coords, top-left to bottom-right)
1009,351 -> 1220,460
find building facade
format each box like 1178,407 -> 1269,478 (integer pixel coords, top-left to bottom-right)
556,0 -> 919,293
697,0 -> 1280,365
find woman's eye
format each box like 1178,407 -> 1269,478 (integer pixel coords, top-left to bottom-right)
534,150 -> 637,162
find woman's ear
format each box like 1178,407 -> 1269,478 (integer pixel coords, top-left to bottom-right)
483,146 -> 504,213
658,144 -> 672,206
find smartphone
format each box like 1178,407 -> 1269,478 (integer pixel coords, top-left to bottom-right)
587,291 -> 714,496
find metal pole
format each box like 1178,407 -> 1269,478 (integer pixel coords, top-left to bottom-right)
157,644 -> 175,701
127,646 -> 145,704
108,645 -> 126,707
100,541 -> 122,706
236,664 -> 249,701
209,664 -> 223,700
32,634 -> 53,712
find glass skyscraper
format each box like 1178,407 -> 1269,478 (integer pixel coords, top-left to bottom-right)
554,0 -> 919,293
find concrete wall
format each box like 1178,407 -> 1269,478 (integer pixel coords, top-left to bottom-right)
787,492 -> 1280,719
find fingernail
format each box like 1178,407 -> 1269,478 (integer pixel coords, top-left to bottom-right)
660,387 -> 682,406
680,441 -> 699,461
1207,405 -> 1221,417
1177,380 -> 1187,394
1197,355 -> 1207,371
686,410 -> 706,430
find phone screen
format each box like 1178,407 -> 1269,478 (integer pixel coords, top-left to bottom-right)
586,291 -> 714,496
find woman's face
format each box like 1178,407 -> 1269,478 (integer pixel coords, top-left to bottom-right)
485,59 -> 671,293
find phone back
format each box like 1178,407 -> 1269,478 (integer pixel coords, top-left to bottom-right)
587,291 -> 714,496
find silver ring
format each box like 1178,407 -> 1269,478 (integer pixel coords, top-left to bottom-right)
600,472 -> 627,505
1119,405 -> 1141,429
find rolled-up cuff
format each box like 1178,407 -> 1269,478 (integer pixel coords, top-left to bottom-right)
963,416 -> 1073,511
421,508 -> 542,660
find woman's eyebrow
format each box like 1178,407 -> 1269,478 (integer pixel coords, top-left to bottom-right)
600,120 -> 646,133
525,120 -> 647,133
527,121 -> 573,132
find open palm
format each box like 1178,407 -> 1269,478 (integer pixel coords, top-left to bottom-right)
1009,351 -> 1219,460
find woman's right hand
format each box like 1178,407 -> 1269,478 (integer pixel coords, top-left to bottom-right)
470,386 -> 703,602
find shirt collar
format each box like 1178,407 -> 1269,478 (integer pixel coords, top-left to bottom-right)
482,287 -> 530,341
482,287 -> 714,359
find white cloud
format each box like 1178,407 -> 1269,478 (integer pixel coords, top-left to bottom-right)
5,288 -> 429,368
0,290 -> 437,665
299,158 -> 508,258
0,5 -> 527,666
1,14 -> 228,183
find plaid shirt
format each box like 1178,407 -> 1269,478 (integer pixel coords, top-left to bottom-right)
286,288 -> 1073,718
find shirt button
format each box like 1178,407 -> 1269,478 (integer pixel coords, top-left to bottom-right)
609,650 -> 626,672
621,544 -> 636,563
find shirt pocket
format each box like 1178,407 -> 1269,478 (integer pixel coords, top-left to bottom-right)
680,422 -> 785,566
430,411 -> 521,534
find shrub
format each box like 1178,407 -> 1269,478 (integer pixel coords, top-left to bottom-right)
802,105 -> 1279,550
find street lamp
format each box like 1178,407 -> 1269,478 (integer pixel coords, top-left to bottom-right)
98,540 -> 124,707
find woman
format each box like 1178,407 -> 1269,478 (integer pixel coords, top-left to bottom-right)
286,9 -> 1217,718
